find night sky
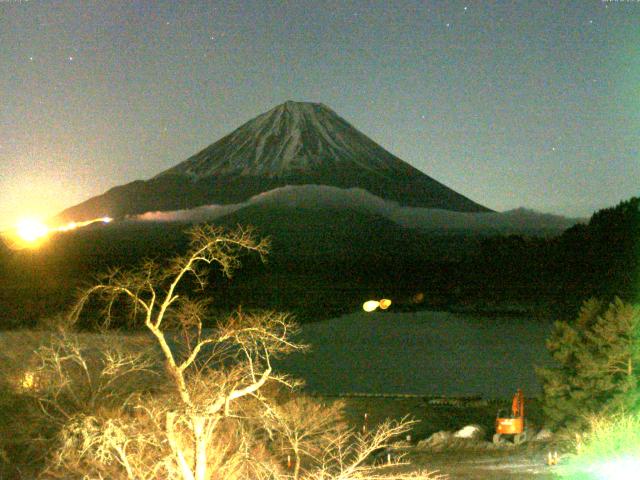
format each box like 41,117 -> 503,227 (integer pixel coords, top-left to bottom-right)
1,0 -> 638,230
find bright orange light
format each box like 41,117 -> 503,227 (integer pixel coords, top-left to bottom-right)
16,218 -> 49,243
363,298 -> 393,313
56,217 -> 112,232
4,216 -> 113,249
379,299 -> 392,310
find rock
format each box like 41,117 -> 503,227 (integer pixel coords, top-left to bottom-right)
454,424 -> 486,441
416,430 -> 454,449
532,428 -> 554,442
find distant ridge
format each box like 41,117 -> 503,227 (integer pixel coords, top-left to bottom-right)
58,101 -> 490,222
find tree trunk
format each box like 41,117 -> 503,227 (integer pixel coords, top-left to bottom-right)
166,411 -> 196,480
293,444 -> 301,480
193,415 -> 208,480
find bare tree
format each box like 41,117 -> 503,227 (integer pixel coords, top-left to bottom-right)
34,224 -> 446,480
66,225 -> 304,479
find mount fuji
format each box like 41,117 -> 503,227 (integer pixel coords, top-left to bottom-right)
58,101 -> 490,222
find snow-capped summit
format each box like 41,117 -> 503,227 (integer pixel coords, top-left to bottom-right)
58,101 -> 490,222
156,101 -> 416,179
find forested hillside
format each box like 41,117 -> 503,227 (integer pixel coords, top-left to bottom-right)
0,198 -> 637,328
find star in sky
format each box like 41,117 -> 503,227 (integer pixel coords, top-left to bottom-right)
0,0 -> 638,226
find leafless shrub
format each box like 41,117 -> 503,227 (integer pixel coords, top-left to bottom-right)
29,333 -> 161,423
0,329 -> 160,478
303,417 -> 446,480
263,395 -> 348,479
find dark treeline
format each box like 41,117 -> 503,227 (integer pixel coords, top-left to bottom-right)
0,197 -> 637,328
459,197 -> 639,316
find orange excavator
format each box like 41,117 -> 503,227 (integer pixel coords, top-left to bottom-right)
493,389 -> 528,444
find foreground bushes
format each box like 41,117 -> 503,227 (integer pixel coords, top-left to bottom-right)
558,412 -> 640,478
1,225 -> 441,479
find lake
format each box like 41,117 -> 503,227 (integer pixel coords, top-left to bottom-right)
275,310 -> 554,399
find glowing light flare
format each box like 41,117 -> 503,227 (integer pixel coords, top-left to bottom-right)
362,298 -> 392,312
5,216 -> 113,249
16,218 -> 49,243
21,371 -> 35,390
56,217 -> 113,232
362,300 -> 380,312
379,299 -> 392,310
592,457 -> 640,479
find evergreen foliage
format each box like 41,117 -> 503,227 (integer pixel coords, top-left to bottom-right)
537,298 -> 640,431
559,196 -> 640,303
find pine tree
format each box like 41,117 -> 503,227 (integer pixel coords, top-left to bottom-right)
536,297 -> 640,431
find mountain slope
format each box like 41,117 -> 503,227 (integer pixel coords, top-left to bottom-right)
58,101 -> 489,222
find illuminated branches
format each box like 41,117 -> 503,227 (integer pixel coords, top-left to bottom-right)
38,224 -> 443,479
69,225 -> 303,479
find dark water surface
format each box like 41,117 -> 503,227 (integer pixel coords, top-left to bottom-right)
275,311 -> 554,399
